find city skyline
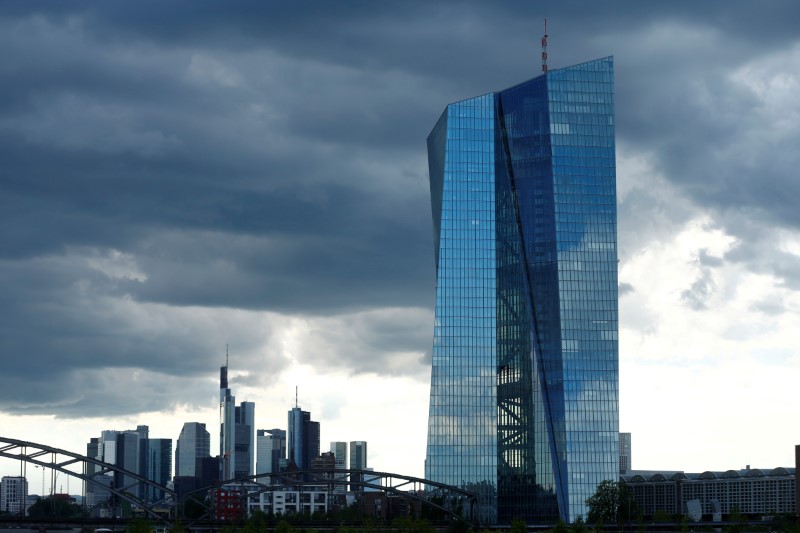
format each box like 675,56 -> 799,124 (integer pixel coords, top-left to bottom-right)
2,1 -> 800,485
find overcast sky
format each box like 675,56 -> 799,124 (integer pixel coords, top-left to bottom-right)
2,1 -> 800,488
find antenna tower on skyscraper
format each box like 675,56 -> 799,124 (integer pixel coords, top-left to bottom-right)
541,18 -> 548,73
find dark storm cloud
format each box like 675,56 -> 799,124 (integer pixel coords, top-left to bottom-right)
1,1 -> 799,416
618,283 -> 635,297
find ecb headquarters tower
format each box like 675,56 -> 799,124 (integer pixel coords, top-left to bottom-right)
425,57 -> 619,525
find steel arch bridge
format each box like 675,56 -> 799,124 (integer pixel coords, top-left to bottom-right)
0,436 -> 177,522
0,436 -> 477,524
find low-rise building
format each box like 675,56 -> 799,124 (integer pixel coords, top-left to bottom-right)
622,466 -> 796,519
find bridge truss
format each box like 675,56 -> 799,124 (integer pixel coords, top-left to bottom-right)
0,437 -> 477,524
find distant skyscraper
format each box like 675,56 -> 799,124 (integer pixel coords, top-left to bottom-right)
143,438 -> 172,502
219,358 -> 255,480
235,401 -> 255,478
220,362 -> 235,480
97,426 -> 149,499
425,57 -> 619,524
619,433 -> 631,475
349,441 -> 367,470
349,441 -> 367,492
0,476 -> 28,515
176,422 -> 211,477
257,429 -> 287,477
288,406 -> 320,470
330,441 -> 348,493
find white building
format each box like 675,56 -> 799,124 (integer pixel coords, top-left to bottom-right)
1,476 -> 29,515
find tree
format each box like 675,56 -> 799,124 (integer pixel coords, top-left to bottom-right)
27,496 -> 82,519
585,480 -> 640,524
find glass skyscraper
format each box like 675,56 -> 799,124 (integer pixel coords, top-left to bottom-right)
425,57 -> 619,524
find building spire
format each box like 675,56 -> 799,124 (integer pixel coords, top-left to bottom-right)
541,18 -> 549,73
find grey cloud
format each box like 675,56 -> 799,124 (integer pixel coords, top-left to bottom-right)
749,297 -> 785,317
2,1 -> 800,417
296,308 -> 433,379
698,249 -> 724,268
680,268 -> 717,311
619,283 -> 635,296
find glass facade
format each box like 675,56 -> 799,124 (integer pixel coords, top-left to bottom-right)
425,57 -> 619,524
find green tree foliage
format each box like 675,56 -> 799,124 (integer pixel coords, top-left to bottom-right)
571,515 -> 587,533
586,480 -> 641,524
725,506 -> 747,533
127,518 -> 153,533
585,480 -> 640,524
276,519 -> 293,533
652,509 -> 671,523
243,510 -> 268,533
510,519 -> 526,533
27,497 -> 82,519
552,519 -> 569,533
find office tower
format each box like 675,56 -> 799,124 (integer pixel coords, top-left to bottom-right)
330,442 -> 347,493
176,422 -> 211,477
0,476 -> 28,515
143,438 -> 172,502
85,438 -> 101,504
97,426 -> 149,499
219,359 -> 255,480
257,429 -> 287,477
288,406 -> 320,470
234,401 -> 255,478
349,441 -> 368,492
425,57 -> 619,524
220,362 -> 236,480
619,433 -> 631,475
349,441 -> 367,470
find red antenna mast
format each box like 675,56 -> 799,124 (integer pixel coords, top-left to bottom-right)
541,18 -> 548,73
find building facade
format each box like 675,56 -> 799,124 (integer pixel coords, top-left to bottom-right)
257,429 -> 287,478
425,57 -> 619,524
622,468 -> 796,518
620,432 -> 631,475
0,476 -> 28,515
235,401 -> 255,478
330,441 -> 348,493
219,362 -> 255,480
288,406 -> 320,471
144,438 -> 172,503
176,422 -> 210,477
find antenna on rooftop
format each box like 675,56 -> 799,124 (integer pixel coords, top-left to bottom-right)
295,386 -> 298,408
226,344 -> 229,368
541,18 -> 549,73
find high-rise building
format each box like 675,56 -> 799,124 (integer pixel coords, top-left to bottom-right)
96,426 -> 149,500
219,360 -> 255,480
619,433 -> 631,475
349,441 -> 367,470
220,363 -> 235,480
0,476 -> 28,515
256,429 -> 287,478
234,401 -> 255,478
176,422 -> 210,477
349,441 -> 368,492
143,438 -> 172,502
330,441 -> 348,493
288,406 -> 320,471
425,57 -> 619,524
